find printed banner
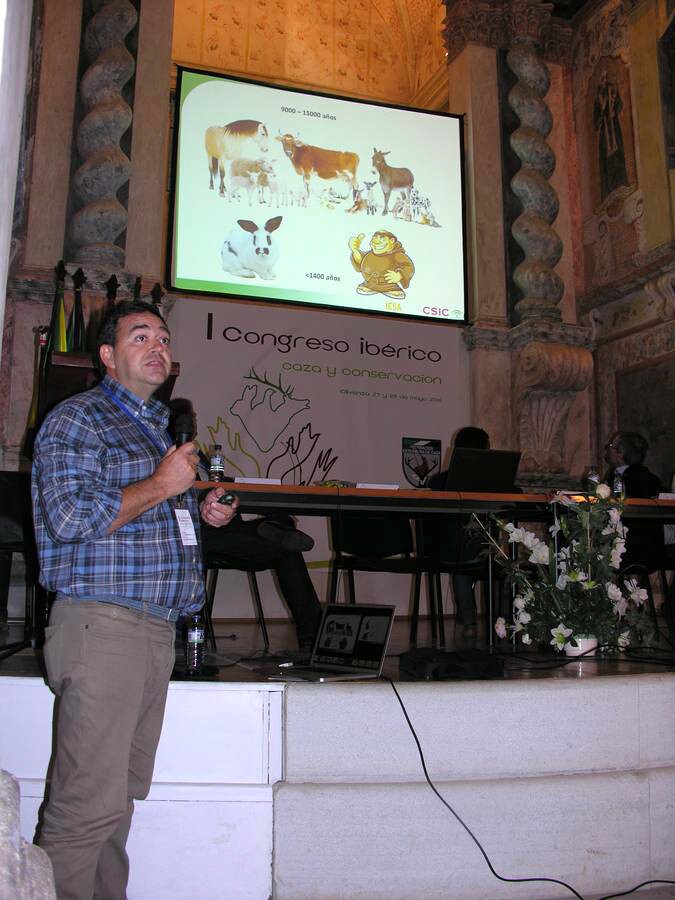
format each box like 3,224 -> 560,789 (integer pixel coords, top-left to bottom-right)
168,296 -> 470,616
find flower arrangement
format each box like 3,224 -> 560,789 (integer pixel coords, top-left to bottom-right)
476,484 -> 652,652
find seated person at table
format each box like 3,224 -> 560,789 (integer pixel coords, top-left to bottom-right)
424,427 -> 493,639
200,517 -> 321,654
169,400 -> 322,654
602,431 -> 664,576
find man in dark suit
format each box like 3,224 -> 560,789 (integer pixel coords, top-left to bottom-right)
603,431 -> 664,575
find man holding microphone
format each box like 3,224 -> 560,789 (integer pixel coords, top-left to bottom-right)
32,300 -> 235,899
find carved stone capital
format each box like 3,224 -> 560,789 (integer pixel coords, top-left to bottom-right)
443,0 -> 571,64
462,323 -> 513,351
462,319 -> 593,351
512,341 -> 593,476
504,0 -> 555,46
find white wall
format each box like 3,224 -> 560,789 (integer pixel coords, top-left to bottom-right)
0,0 -> 33,367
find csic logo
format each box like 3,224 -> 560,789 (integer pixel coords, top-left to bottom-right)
423,306 -> 453,318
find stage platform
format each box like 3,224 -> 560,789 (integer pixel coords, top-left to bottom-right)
2,618 -> 675,899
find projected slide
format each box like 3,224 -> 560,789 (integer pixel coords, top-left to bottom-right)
168,67 -> 467,324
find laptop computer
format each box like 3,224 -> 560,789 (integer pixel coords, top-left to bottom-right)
444,448 -> 521,493
267,603 -> 395,682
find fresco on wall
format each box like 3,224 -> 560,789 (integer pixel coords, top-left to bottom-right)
574,0 -> 675,295
583,56 -> 640,289
592,61 -> 631,203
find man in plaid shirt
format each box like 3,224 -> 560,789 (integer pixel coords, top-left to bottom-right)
32,300 -> 236,899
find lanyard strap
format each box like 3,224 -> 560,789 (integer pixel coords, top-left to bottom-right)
100,383 -> 170,455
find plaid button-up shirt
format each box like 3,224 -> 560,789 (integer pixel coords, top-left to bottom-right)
32,375 -> 204,616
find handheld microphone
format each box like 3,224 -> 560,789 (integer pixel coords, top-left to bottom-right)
172,411 -> 194,505
173,412 -> 194,447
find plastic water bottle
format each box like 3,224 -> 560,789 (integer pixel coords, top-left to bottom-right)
584,466 -> 600,493
612,472 -> 624,498
209,444 -> 225,482
185,613 -> 205,672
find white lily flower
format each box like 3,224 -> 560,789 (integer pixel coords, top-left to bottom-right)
529,543 -> 550,565
606,583 -> 623,602
522,531 -> 540,550
610,538 -> 626,569
613,596 -> 628,617
603,512 -> 626,537
624,578 -> 648,606
567,569 -> 588,583
494,617 -> 507,639
550,623 -> 573,650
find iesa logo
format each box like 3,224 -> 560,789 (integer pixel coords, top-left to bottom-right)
423,306 -> 462,319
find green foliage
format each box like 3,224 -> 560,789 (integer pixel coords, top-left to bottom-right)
475,487 -> 653,652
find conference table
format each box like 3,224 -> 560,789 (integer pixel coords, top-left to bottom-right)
195,480 -> 675,521
195,482 -> 675,647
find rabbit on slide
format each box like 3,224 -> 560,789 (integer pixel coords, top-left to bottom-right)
221,216 -> 283,279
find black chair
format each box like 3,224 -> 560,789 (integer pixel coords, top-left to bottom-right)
0,471 -> 46,659
659,544 -> 675,640
202,553 -> 270,652
415,514 -> 506,648
328,512 -> 429,637
620,512 -> 666,636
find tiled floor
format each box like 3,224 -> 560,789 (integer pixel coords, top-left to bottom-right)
2,615 -> 674,684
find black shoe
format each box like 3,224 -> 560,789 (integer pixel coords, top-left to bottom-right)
257,519 -> 314,552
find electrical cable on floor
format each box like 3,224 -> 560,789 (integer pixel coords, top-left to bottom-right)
385,677 -> 675,900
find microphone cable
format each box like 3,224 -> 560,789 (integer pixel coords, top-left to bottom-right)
385,676 -> 675,900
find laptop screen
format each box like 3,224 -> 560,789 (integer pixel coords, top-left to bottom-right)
444,448 -> 521,493
311,603 -> 395,674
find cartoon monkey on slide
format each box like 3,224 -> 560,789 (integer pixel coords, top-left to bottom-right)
348,230 -> 415,299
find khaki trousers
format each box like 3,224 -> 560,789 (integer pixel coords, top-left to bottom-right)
39,600 -> 175,900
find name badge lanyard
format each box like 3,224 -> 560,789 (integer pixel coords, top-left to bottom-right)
100,382 -> 171,451
100,384 -> 199,547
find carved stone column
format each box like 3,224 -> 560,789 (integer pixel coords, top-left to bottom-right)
69,0 -> 138,268
506,26 -> 563,322
445,0 -> 592,484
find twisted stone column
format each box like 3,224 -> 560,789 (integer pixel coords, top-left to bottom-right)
507,35 -> 563,321
69,0 -> 137,267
